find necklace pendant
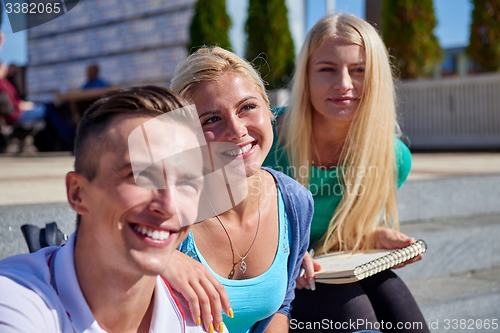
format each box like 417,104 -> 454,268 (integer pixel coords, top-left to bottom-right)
228,268 -> 235,279
239,260 -> 247,273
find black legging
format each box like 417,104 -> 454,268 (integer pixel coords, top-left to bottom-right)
290,270 -> 430,333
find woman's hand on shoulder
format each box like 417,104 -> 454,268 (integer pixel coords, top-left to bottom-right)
163,250 -> 232,332
370,227 -> 423,268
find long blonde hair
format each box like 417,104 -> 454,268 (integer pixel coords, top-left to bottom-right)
280,14 -> 401,254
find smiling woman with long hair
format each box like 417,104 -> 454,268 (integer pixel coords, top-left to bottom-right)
264,13 -> 430,333
167,46 -> 314,333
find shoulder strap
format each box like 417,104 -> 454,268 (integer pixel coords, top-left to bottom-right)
43,222 -> 67,247
20,224 -> 42,253
20,222 -> 68,253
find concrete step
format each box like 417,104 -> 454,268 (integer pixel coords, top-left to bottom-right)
398,174 -> 500,222
0,202 -> 75,259
406,267 -> 500,333
395,214 -> 500,333
397,213 -> 500,281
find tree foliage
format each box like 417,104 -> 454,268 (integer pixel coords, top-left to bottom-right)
245,0 -> 295,89
188,0 -> 232,53
467,0 -> 500,72
381,0 -> 442,79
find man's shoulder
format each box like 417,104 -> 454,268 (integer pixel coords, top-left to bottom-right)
164,281 -> 227,333
0,276 -> 62,332
0,249 -> 64,332
0,248 -> 53,279
0,248 -> 58,301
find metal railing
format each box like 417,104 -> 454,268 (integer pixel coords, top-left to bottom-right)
397,72 -> 500,150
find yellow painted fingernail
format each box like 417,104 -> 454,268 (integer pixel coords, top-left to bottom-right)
196,318 -> 201,326
229,308 -> 234,318
209,323 -> 214,333
218,322 -> 224,332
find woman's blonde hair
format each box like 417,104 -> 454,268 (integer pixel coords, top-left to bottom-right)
170,46 -> 270,112
280,13 -> 401,253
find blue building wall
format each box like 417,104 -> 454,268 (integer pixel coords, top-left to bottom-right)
27,0 -> 195,102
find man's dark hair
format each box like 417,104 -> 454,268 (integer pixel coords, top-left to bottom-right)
74,85 -> 190,180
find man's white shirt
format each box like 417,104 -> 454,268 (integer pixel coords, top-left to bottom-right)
0,234 -> 224,332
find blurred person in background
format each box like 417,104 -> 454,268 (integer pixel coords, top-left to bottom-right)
82,63 -> 111,90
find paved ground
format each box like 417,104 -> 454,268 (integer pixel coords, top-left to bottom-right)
1,151 -> 499,206
0,152 -> 73,205
409,152 -> 500,179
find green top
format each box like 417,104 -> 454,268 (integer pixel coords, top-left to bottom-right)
263,120 -> 412,246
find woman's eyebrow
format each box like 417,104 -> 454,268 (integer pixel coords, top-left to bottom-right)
198,110 -> 220,118
314,60 -> 336,65
198,96 -> 258,117
234,96 -> 257,108
314,60 -> 365,66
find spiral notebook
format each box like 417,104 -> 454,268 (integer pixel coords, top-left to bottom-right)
313,239 -> 427,284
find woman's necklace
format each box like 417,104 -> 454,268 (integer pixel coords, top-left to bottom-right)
214,175 -> 262,279
312,142 -> 341,170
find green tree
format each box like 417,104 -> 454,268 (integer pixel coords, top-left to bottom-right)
382,0 -> 442,79
188,0 -> 232,53
245,0 -> 295,88
468,0 -> 500,72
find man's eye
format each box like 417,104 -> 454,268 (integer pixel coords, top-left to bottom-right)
135,171 -> 165,189
176,179 -> 202,193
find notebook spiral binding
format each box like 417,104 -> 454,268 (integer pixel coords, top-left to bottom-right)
353,239 -> 427,280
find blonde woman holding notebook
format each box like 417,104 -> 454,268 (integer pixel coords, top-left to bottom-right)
263,14 -> 430,333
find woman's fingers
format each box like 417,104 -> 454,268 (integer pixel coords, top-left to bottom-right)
164,251 -> 231,331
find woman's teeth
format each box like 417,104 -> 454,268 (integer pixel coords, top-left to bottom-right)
134,225 -> 170,241
223,143 -> 253,156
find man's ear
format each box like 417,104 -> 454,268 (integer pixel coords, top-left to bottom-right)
66,171 -> 90,215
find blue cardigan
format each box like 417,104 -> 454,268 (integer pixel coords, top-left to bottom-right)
180,167 -> 312,332
252,167 -> 313,332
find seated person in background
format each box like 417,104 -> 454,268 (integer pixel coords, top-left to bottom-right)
0,60 -> 74,153
7,63 -> 25,99
0,86 -> 225,333
0,60 -> 45,126
82,63 -> 110,90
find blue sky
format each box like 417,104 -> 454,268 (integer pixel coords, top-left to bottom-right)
307,0 -> 472,48
0,0 -> 472,66
0,7 -> 28,65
